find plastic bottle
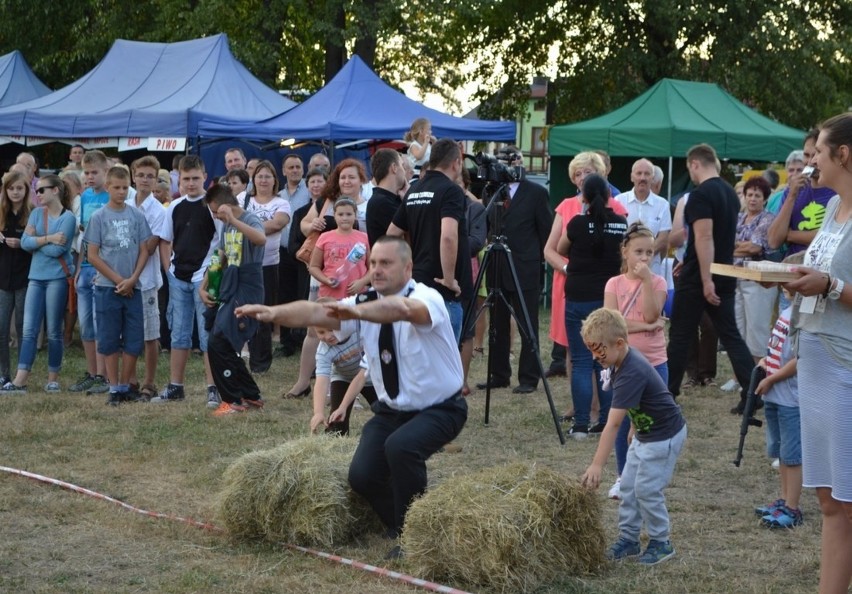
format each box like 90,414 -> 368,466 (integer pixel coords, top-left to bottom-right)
207,253 -> 223,302
332,242 -> 367,287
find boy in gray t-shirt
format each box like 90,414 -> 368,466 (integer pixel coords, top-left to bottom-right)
85,167 -> 153,405
579,308 -> 687,566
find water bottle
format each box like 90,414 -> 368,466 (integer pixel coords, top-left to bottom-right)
332,242 -> 367,286
207,253 -> 223,302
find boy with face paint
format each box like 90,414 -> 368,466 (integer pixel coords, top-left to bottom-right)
579,308 -> 687,566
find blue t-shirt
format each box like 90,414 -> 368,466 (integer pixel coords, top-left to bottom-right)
611,348 -> 685,442
79,188 -> 109,267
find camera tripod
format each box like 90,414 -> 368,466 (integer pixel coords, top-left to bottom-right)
461,184 -> 566,444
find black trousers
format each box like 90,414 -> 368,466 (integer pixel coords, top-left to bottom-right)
208,331 -> 261,403
490,286 -> 541,387
278,247 -> 306,347
248,264 -> 278,372
326,380 -> 378,436
667,285 -> 754,403
348,394 -> 468,534
548,342 -> 567,373
686,311 -> 718,381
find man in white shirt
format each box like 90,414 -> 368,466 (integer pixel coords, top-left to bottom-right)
236,236 -> 467,557
616,158 -> 672,276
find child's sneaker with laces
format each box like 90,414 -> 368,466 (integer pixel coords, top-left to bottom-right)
85,375 -> 110,395
212,401 -> 247,416
754,498 -> 785,517
608,478 -> 622,500
606,537 -> 641,560
44,381 -> 61,393
206,386 -> 221,409
151,383 -> 185,403
567,424 -> 589,440
1,383 -> 26,395
69,372 -> 96,392
638,540 -> 675,565
762,505 -> 803,529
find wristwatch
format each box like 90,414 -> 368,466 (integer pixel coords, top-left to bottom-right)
828,278 -> 845,300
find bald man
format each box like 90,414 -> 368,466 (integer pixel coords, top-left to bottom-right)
615,158 -> 672,276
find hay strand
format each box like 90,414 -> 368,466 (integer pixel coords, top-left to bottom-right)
402,462 -> 606,593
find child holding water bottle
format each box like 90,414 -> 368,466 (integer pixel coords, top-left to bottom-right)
309,198 -> 370,299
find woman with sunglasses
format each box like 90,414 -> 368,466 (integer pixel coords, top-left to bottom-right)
2,175 -> 76,394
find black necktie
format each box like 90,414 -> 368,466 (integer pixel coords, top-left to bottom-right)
377,284 -> 414,399
379,322 -> 399,399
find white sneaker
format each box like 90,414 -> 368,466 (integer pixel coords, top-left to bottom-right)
771,458 -> 780,469
720,379 -> 740,392
608,478 -> 622,500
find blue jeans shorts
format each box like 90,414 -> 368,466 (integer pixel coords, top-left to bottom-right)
95,286 -> 144,357
166,272 -> 209,351
764,401 -> 802,465
76,265 -> 98,341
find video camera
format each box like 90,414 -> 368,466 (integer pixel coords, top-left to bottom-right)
475,150 -> 525,184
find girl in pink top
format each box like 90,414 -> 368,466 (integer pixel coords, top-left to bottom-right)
309,198 -> 370,300
602,222 -> 669,500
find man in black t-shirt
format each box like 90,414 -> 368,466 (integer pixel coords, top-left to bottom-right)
388,139 -> 471,340
666,144 -> 754,412
366,149 -> 408,247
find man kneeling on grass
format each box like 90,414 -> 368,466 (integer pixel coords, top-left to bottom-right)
199,184 -> 267,416
580,308 -> 687,565
236,236 -> 468,559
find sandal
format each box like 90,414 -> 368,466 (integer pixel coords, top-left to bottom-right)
472,346 -> 484,357
139,384 -> 158,402
282,386 -> 311,399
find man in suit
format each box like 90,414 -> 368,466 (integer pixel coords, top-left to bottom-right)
477,147 -> 552,393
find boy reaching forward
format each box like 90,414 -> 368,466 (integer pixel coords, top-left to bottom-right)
580,308 -> 687,565
199,185 -> 267,415
85,167 -> 152,405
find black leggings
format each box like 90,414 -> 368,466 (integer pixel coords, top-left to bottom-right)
326,380 -> 378,436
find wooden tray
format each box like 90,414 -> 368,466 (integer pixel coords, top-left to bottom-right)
710,263 -> 800,282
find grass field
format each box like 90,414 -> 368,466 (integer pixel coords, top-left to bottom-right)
0,325 -> 821,594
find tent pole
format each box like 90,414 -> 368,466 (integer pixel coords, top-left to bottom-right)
667,157 -> 673,201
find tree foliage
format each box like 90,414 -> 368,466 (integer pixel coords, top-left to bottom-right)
0,0 -> 848,129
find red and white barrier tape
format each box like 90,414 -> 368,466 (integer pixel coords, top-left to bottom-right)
0,465 -> 473,594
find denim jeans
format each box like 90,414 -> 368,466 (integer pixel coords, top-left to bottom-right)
565,299 -> 610,427
0,287 -> 26,378
166,272 -> 209,351
76,266 -> 97,341
764,401 -> 802,466
616,362 -> 669,475
19,278 -> 67,373
444,299 -> 463,343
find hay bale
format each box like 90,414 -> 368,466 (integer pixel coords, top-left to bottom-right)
402,463 -> 606,593
215,436 -> 380,547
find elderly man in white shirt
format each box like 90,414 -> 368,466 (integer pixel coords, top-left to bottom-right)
616,158 -> 673,276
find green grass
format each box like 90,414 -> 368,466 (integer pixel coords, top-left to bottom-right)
0,326 -> 820,593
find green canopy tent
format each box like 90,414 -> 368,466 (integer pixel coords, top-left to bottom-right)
548,78 -> 805,200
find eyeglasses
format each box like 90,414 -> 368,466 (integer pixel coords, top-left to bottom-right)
35,186 -> 55,195
135,173 -> 157,180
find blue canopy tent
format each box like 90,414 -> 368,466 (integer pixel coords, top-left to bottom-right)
197,55 -> 515,142
0,50 -> 51,107
0,34 -> 295,140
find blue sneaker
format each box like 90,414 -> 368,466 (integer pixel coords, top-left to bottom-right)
606,537 -> 641,560
754,498 -> 785,517
638,540 -> 675,565
762,505 -> 803,529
